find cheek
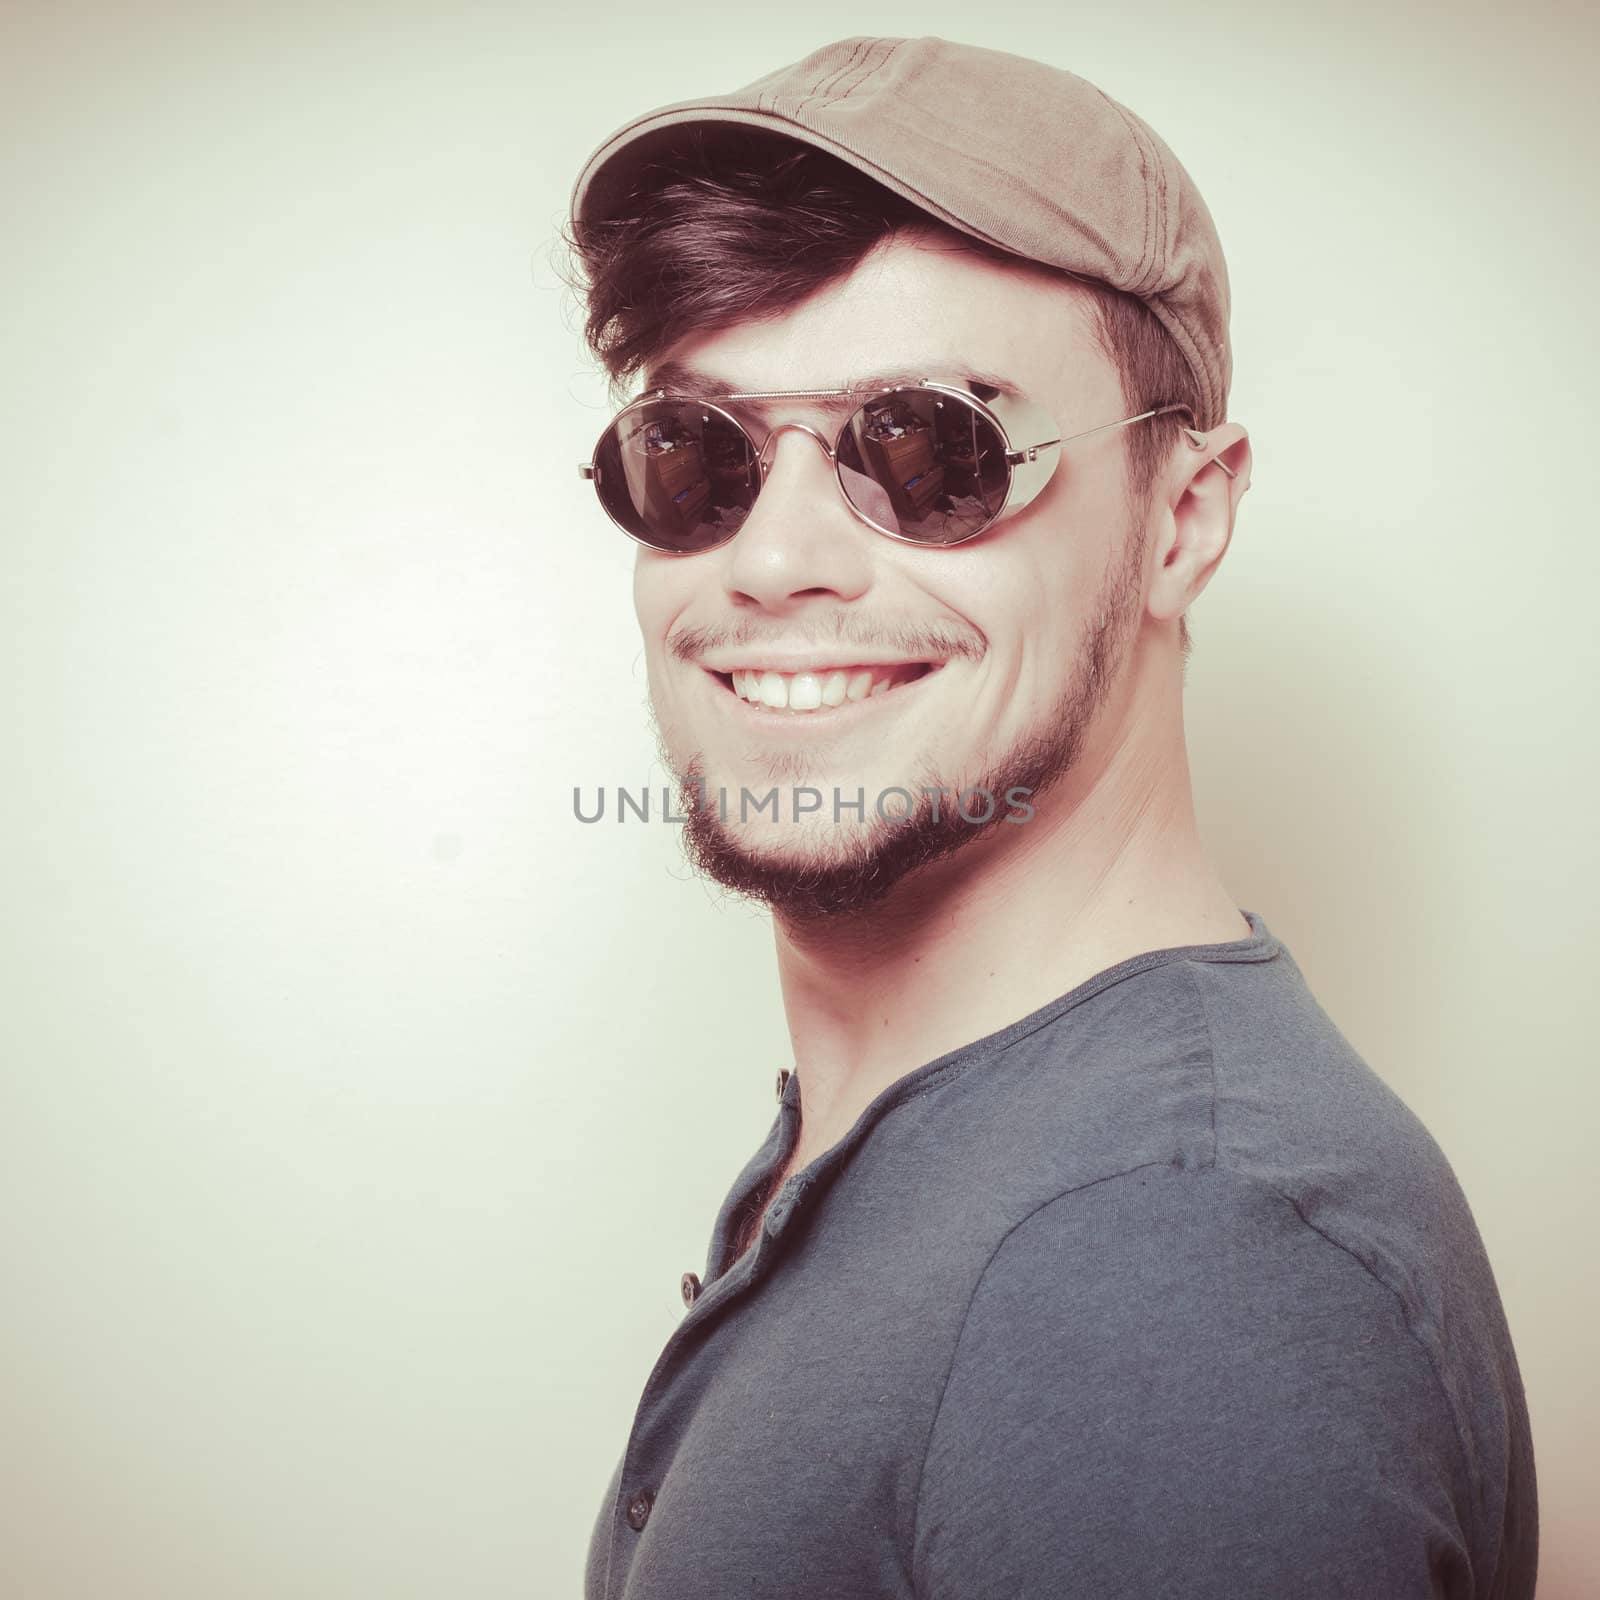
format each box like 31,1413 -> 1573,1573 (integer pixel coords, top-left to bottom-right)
933,554 -> 1087,723
926,548 -> 1073,663
631,560 -> 695,659
628,572 -> 687,728
630,555 -> 668,627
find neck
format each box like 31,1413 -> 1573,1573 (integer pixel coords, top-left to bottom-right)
770,670 -> 1248,1160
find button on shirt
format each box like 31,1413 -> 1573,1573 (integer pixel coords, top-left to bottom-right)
583,909 -> 1539,1599
623,1490 -> 652,1532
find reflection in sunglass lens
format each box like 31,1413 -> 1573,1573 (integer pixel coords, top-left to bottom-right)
592,400 -> 758,553
834,388 -> 1010,545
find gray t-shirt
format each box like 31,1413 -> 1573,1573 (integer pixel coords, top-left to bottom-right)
583,909 -> 1538,1598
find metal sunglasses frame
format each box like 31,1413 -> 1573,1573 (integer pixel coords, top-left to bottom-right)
578,377 -> 1235,554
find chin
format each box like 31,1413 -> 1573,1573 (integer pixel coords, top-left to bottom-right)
674,772 -> 1004,926
705,812 -> 886,866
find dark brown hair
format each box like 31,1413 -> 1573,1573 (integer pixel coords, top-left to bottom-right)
562,126 -> 1201,653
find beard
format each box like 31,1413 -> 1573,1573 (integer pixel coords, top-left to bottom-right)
660,518 -> 1150,928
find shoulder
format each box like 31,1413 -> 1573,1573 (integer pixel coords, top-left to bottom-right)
910,1162 -> 1485,1599
926,1160 -> 1448,1384
898,947 -> 1535,1595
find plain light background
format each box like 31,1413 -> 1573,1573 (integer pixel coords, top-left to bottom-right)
2,1 -> 1594,1595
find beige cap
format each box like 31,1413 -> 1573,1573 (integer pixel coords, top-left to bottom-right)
568,34 -> 1232,429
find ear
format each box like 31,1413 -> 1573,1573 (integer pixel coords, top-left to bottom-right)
1145,422 -> 1253,627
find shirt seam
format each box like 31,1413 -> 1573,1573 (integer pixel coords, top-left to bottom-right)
1180,961 -> 1222,1166
1178,957 -> 1479,1559
906,1156 -> 1176,1576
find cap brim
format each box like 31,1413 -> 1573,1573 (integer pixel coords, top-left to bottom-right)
568,104 -> 1013,263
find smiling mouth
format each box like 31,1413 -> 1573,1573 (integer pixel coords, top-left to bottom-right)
711,662 -> 940,714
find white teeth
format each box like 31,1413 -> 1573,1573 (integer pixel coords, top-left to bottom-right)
788,673 -> 823,710
727,665 -> 929,713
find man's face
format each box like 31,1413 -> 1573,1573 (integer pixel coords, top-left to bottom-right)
630,232 -> 1157,923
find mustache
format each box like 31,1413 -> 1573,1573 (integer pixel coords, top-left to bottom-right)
667,617 -> 986,666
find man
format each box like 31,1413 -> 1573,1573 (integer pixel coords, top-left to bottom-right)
564,35 -> 1538,1599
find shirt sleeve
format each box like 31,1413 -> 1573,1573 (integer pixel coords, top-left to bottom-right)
911,1162 -> 1475,1600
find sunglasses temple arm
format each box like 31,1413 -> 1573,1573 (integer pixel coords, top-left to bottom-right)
1182,435 -> 1239,477
1041,405 -> 1237,479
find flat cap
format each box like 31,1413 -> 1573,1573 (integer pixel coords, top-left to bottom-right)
569,35 -> 1232,428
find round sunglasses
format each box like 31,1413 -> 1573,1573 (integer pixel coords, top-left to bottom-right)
577,377 -> 1218,555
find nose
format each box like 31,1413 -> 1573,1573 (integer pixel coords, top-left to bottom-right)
721,423 -> 873,610
756,420 -> 836,477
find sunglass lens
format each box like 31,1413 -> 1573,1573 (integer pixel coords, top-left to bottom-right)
592,400 -> 758,553
834,389 -> 1010,545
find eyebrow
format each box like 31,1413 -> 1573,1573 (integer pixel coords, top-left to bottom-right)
641,360 -> 1020,417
